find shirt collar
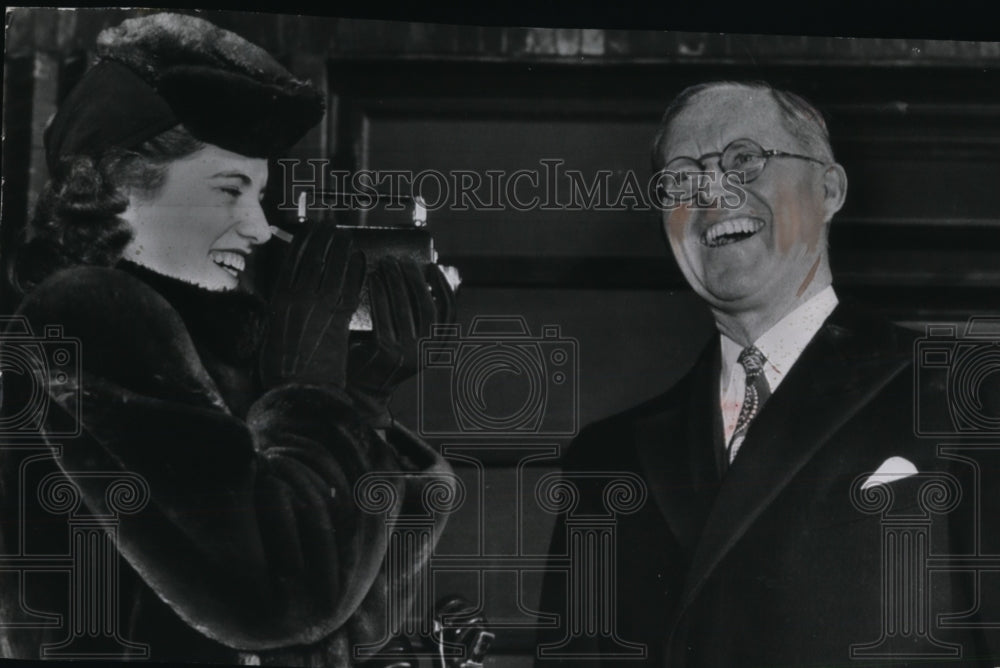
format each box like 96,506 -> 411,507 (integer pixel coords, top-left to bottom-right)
720,285 -> 839,392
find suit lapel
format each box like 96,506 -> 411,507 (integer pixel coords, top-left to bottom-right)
671,304 -> 912,620
633,339 -> 722,555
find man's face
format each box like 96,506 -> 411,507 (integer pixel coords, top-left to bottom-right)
659,86 -> 837,319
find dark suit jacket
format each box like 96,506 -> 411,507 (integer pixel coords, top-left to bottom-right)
537,303 -> 1000,667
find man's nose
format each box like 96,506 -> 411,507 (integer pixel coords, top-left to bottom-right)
693,158 -> 731,209
236,200 -> 272,245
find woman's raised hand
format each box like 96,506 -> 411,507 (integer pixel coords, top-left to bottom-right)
259,225 -> 365,390
346,257 -> 457,427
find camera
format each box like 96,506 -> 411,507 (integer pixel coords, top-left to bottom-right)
0,316 -> 81,438
339,225 -> 434,332
418,316 -> 578,437
294,191 -> 436,331
915,317 -> 1000,436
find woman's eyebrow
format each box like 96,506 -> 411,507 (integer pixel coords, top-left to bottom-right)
210,171 -> 252,184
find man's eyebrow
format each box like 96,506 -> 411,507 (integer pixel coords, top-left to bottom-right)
210,171 -> 251,184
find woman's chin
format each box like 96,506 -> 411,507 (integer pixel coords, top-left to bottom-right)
198,273 -> 241,292
128,257 -> 241,292
206,265 -> 242,291
174,259 -> 242,291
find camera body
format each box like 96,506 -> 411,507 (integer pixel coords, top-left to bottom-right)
0,316 -> 82,438
419,316 -> 578,437
337,225 -> 434,331
915,317 -> 1000,437
296,191 -> 435,331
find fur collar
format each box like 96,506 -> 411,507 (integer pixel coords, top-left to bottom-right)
117,260 -> 267,365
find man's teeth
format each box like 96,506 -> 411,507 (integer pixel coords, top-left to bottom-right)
702,217 -> 765,247
210,250 -> 245,276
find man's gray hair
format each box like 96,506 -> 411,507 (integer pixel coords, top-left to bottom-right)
651,81 -> 834,171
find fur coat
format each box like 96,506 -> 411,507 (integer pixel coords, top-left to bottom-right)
0,262 -> 454,666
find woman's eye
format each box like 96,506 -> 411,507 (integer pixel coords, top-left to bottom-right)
219,187 -> 242,198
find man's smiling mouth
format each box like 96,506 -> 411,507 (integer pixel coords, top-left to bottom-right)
210,250 -> 246,277
701,216 -> 765,247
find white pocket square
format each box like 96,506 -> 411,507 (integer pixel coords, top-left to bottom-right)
861,456 -> 918,490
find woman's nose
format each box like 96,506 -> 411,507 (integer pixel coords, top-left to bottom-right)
236,200 -> 272,245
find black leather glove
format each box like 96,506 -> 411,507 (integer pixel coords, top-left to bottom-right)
259,225 -> 365,390
346,257 -> 456,428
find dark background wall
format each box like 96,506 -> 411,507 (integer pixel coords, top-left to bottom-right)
4,8 -> 1000,666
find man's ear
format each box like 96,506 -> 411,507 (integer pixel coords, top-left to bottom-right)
821,163 -> 848,223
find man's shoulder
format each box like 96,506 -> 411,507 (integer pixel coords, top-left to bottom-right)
587,388 -> 684,433
823,299 -> 919,360
563,349 -> 708,468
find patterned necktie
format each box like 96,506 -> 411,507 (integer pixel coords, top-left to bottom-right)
728,345 -> 771,462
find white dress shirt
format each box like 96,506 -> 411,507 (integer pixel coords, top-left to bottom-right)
719,286 -> 839,461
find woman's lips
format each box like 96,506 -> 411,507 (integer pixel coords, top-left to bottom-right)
209,250 -> 246,277
700,216 -> 765,247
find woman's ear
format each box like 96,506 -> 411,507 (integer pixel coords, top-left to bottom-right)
118,190 -> 147,259
119,193 -> 136,225
821,163 -> 848,223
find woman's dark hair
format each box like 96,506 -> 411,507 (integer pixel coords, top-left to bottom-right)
11,125 -> 205,296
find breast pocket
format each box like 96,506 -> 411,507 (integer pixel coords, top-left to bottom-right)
807,474 -> 929,533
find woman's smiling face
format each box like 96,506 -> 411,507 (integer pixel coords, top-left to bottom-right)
121,143 -> 272,291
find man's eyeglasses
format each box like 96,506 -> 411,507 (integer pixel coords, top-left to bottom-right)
657,138 -> 827,204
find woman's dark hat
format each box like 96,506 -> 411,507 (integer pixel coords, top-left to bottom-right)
44,12 -> 325,171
